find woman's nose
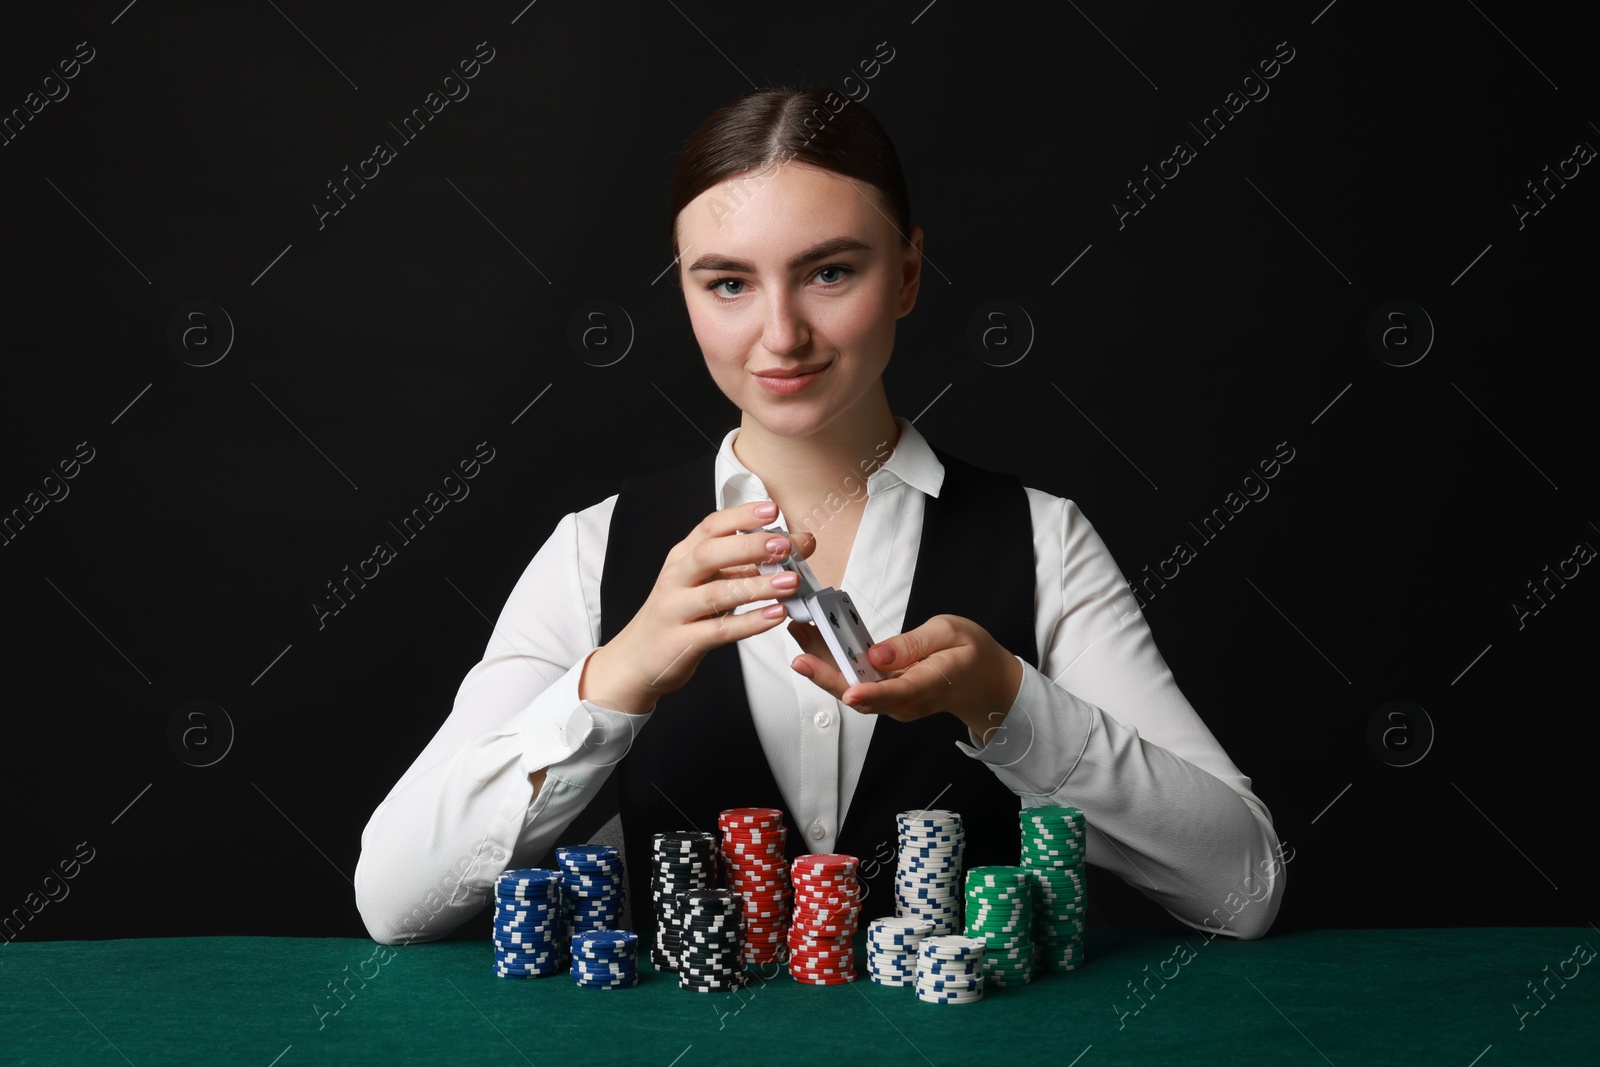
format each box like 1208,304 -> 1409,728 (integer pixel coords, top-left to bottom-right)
760,290 -> 811,355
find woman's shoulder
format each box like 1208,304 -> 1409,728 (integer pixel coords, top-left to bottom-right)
1019,483 -> 1090,529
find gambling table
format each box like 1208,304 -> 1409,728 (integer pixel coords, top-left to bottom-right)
5,926 -> 1594,1065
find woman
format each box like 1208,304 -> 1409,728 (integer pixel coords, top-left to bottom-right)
354,86 -> 1285,946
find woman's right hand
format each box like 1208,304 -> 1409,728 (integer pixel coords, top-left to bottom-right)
578,500 -> 816,714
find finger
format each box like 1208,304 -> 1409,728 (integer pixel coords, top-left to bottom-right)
718,529 -> 817,582
791,652 -> 852,701
861,615 -> 958,673
681,508 -> 803,584
695,599 -> 793,649
842,665 -> 937,711
785,621 -> 852,699
787,619 -> 828,658
692,566 -> 801,622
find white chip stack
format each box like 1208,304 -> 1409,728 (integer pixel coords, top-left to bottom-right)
893,809 -> 965,936
865,916 -> 932,987
914,934 -> 987,1004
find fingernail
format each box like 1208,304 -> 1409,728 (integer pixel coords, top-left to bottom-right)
772,572 -> 798,589
762,604 -> 786,618
766,536 -> 788,554
755,502 -> 778,519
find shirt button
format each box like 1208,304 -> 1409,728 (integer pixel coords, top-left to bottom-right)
808,822 -> 826,841
813,709 -> 833,729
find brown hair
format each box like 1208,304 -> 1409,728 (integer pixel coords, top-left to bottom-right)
667,86 -> 912,274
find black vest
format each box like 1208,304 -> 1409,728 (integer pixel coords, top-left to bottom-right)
544,441 -> 1170,934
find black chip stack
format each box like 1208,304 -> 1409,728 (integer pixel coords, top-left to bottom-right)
650,830 -> 719,972
674,887 -> 746,993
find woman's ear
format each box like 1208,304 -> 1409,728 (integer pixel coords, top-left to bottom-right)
896,226 -> 925,318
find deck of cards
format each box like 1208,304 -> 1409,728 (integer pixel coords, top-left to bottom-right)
739,525 -> 888,688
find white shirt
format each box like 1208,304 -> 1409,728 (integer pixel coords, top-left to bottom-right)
354,415 -> 1286,944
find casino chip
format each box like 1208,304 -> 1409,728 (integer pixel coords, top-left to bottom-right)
675,888 -> 746,992
650,831 -> 720,972
894,809 -> 965,936
1019,805 -> 1087,971
492,868 -> 565,978
915,934 -> 986,1004
569,929 -> 641,989
866,916 -> 931,987
963,865 -> 1035,987
787,853 -> 861,984
556,844 -> 625,940
718,808 -> 792,966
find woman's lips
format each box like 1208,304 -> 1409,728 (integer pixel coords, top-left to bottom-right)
753,361 -> 831,394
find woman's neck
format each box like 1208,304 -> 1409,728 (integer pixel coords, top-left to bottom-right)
731,384 -> 901,512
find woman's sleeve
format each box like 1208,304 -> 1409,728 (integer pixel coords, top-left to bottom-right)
957,491 -> 1287,939
353,497 -> 652,945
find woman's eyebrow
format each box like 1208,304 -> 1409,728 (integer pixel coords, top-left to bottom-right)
686,236 -> 872,274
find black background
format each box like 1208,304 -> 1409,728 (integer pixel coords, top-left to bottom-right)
1,0 -> 1594,943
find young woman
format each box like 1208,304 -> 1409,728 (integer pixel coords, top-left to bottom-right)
355,87 -> 1285,946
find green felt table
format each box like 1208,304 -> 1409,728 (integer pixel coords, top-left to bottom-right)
3,928 -> 1595,1066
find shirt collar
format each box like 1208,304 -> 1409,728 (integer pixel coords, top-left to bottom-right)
714,414 -> 945,511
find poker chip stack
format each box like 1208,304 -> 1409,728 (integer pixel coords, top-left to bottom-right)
963,865 -> 1035,987
865,916 -> 932,987
915,934 -> 987,1004
674,888 -> 747,992
555,844 -> 626,938
893,809 -> 966,935
569,929 -> 641,989
492,868 -> 565,978
1020,805 -> 1088,971
717,807 -> 793,965
787,853 -> 862,984
650,831 -> 719,972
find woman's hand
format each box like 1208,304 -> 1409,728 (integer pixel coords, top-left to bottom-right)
786,613 -> 1025,744
583,501 -> 817,713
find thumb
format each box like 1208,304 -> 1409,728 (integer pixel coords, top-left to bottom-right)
869,623 -> 936,669
868,639 -> 899,667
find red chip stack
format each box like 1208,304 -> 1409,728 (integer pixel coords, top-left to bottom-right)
716,808 -> 793,965
787,853 -> 862,984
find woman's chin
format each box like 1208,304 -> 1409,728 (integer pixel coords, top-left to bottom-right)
743,397 -> 836,436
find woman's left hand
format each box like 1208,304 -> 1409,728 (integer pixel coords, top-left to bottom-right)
787,613 -> 1024,743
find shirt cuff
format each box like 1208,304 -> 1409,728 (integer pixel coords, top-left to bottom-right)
955,655 -> 1088,797
516,647 -> 653,784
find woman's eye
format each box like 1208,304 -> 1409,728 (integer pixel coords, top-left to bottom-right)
705,265 -> 854,301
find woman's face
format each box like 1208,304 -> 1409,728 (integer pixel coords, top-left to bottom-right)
675,161 -> 923,438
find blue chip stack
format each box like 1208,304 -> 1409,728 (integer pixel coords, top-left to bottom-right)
569,929 -> 641,989
493,868 -> 565,978
556,844 -> 626,938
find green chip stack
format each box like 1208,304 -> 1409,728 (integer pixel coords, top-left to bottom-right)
962,865 -> 1035,987
1019,805 -> 1087,971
